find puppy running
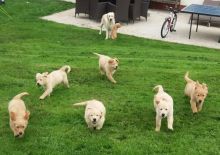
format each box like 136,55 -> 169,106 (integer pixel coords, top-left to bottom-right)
8,92 -> 30,138
153,85 -> 174,132
73,100 -> 106,130
99,12 -> 115,40
93,53 -> 119,84
36,65 -> 71,100
111,23 -> 122,40
184,72 -> 208,113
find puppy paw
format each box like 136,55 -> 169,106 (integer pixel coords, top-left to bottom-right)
155,128 -> 160,132
112,81 -> 117,84
168,127 -> 173,131
39,96 -> 45,100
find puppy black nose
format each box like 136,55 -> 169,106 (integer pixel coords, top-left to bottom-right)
37,83 -> 40,86
199,100 -> 202,103
162,114 -> 165,117
93,118 -> 96,122
19,132 -> 22,135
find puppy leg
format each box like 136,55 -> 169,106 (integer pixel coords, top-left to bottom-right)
99,64 -> 105,75
155,115 -> 161,132
99,23 -> 103,35
96,117 -> 105,130
63,75 -> 69,88
105,30 -> 109,40
197,102 -> 204,112
190,100 -> 198,113
106,72 -> 116,83
167,115 -> 173,130
40,88 -> 53,100
108,30 -> 111,39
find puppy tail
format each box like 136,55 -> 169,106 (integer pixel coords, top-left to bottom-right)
73,101 -> 88,107
153,85 -> 164,93
184,71 -> 193,83
60,65 -> 71,74
93,52 -> 102,57
13,92 -> 29,100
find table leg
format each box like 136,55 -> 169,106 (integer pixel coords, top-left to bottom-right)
189,13 -> 193,39
196,14 -> 199,32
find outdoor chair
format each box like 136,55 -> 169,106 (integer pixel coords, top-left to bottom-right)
129,0 -> 141,23
108,0 -> 130,23
141,0 -> 150,21
89,0 -> 108,21
75,0 -> 90,17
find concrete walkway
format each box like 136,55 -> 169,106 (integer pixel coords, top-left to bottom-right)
43,1 -> 220,49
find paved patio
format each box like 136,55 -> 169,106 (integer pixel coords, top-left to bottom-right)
42,0 -> 220,49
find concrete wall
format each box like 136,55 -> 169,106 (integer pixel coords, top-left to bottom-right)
181,0 -> 204,6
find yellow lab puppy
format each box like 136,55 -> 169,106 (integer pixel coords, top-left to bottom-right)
93,53 -> 119,84
36,65 -> 71,99
8,92 -> 30,138
184,72 -> 208,113
73,100 -> 106,130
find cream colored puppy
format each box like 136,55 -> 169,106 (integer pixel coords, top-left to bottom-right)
153,85 -> 174,132
184,72 -> 208,113
36,65 -> 71,100
73,100 -> 106,130
99,12 -> 115,40
93,53 -> 119,84
8,92 -> 30,138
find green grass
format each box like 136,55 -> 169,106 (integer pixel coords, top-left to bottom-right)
0,0 -> 220,154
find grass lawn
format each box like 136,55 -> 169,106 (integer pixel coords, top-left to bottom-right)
0,0 -> 220,154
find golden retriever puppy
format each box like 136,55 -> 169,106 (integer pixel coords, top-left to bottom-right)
36,65 -> 71,99
153,85 -> 174,132
8,92 -> 30,138
99,12 -> 115,40
73,100 -> 106,130
111,23 -> 122,40
93,53 -> 119,84
184,72 -> 208,113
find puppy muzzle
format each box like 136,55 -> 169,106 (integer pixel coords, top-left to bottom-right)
36,83 -> 41,87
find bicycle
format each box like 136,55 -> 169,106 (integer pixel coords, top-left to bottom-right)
161,7 -> 178,38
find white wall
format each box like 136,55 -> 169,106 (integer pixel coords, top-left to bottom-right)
181,0 -> 204,6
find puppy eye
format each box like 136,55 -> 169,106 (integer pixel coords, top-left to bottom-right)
165,109 -> 168,111
160,108 -> 162,110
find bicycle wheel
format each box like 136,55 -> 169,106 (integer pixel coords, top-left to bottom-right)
161,19 -> 170,38
170,14 -> 177,32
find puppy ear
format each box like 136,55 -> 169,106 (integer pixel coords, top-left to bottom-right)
156,100 -> 160,104
24,111 -> 30,120
202,83 -> 208,94
196,81 -> 200,85
117,23 -> 122,28
108,59 -> 114,64
100,112 -> 102,119
43,72 -> 48,77
10,112 -> 16,121
114,58 -> 119,63
36,73 -> 41,79
202,83 -> 207,89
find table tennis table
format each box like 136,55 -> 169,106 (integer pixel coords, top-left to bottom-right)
181,4 -> 220,43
